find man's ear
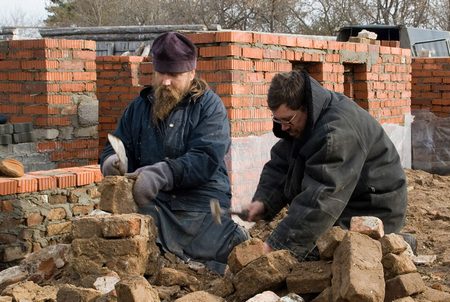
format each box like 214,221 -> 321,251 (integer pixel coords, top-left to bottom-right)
190,70 -> 196,81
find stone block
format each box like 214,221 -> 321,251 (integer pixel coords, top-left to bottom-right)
385,273 -> 426,301
379,234 -> 408,255
3,281 -> 57,302
233,250 -> 298,301
350,216 -> 384,239
0,266 -> 27,292
174,291 -> 225,302
205,277 -> 234,298
115,275 -> 160,302
0,124 -> 13,135
0,135 -> 12,145
0,296 -> 12,302
56,284 -> 102,302
316,226 -> 346,259
98,176 -> 137,214
12,123 -> 33,133
286,260 -> 331,294
46,221 -> 72,236
156,267 -> 200,288
227,238 -> 265,274
331,232 -> 384,302
13,132 -> 35,144
414,286 -> 450,302
382,252 -> 417,279
72,214 -> 153,239
71,236 -> 151,276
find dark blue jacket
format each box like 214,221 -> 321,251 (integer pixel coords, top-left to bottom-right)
253,76 -> 407,258
100,85 -> 232,211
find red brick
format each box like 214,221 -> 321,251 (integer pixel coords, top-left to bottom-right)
16,175 -> 38,193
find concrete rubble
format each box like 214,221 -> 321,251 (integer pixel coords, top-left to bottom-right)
0,176 -> 449,301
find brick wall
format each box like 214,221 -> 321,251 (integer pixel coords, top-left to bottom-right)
0,165 -> 102,268
411,57 -> 450,116
0,39 -> 99,169
411,57 -> 450,174
96,56 -> 152,153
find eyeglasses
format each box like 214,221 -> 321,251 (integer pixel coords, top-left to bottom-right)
272,112 -> 297,126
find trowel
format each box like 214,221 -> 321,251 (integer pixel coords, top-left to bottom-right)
210,199 -> 249,224
107,133 -> 128,175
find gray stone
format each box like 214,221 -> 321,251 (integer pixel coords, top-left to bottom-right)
58,127 -> 74,140
76,95 -> 99,126
33,129 -> 59,140
74,126 -> 98,138
0,135 -> 12,145
13,123 -> 33,133
11,143 -> 36,155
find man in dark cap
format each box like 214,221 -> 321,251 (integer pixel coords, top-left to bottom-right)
100,32 -> 248,274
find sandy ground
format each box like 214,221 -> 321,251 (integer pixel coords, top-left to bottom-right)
403,169 -> 450,291
250,168 -> 450,293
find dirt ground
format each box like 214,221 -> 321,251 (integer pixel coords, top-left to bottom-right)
403,169 -> 450,292
250,168 -> 450,293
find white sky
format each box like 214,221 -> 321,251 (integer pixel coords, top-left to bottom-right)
0,0 -> 50,26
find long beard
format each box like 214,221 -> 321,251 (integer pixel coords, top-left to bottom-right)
152,85 -> 185,124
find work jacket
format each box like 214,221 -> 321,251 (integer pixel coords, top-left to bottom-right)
253,76 -> 407,259
100,85 -> 232,211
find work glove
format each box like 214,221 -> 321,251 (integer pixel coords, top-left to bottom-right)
101,154 -> 127,176
126,161 -> 174,206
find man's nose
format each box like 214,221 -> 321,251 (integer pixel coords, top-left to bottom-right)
281,123 -> 290,131
161,76 -> 172,86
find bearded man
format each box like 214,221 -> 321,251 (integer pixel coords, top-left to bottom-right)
100,32 -> 248,274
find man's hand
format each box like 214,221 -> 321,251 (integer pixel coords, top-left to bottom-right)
101,154 -> 127,176
247,200 -> 266,222
126,162 -> 174,207
263,242 -> 273,254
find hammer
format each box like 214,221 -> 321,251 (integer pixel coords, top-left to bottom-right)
210,199 -> 249,224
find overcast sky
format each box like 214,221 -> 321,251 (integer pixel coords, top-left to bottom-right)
0,0 -> 50,26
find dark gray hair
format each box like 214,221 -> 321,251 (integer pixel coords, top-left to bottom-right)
267,70 -> 306,111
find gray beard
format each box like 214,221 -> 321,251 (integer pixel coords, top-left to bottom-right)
152,85 -> 184,124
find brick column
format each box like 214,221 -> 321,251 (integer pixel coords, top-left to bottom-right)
0,39 -> 98,169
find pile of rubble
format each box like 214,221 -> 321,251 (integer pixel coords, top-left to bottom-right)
0,176 -> 449,302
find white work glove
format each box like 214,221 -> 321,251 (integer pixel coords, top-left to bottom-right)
125,162 -> 174,206
101,154 -> 127,176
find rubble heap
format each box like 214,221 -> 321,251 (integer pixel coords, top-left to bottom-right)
0,175 -> 449,302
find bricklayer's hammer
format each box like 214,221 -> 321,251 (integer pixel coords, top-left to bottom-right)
210,199 -> 249,224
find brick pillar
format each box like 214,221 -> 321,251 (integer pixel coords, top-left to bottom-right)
0,39 -> 98,169
96,56 -> 152,154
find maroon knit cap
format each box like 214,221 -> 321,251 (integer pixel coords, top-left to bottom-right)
151,32 -> 197,73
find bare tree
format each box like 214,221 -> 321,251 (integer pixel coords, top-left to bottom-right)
44,0 -> 450,35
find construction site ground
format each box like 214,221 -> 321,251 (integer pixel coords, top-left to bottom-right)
249,168 -> 450,292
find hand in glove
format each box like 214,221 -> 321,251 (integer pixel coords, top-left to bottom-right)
126,162 -> 174,206
101,154 -> 127,176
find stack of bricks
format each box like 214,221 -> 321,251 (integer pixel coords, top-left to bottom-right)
0,39 -> 99,169
70,213 -> 159,279
0,122 -> 35,145
96,56 -> 152,154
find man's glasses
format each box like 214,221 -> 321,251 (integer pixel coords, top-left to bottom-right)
272,112 -> 297,126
